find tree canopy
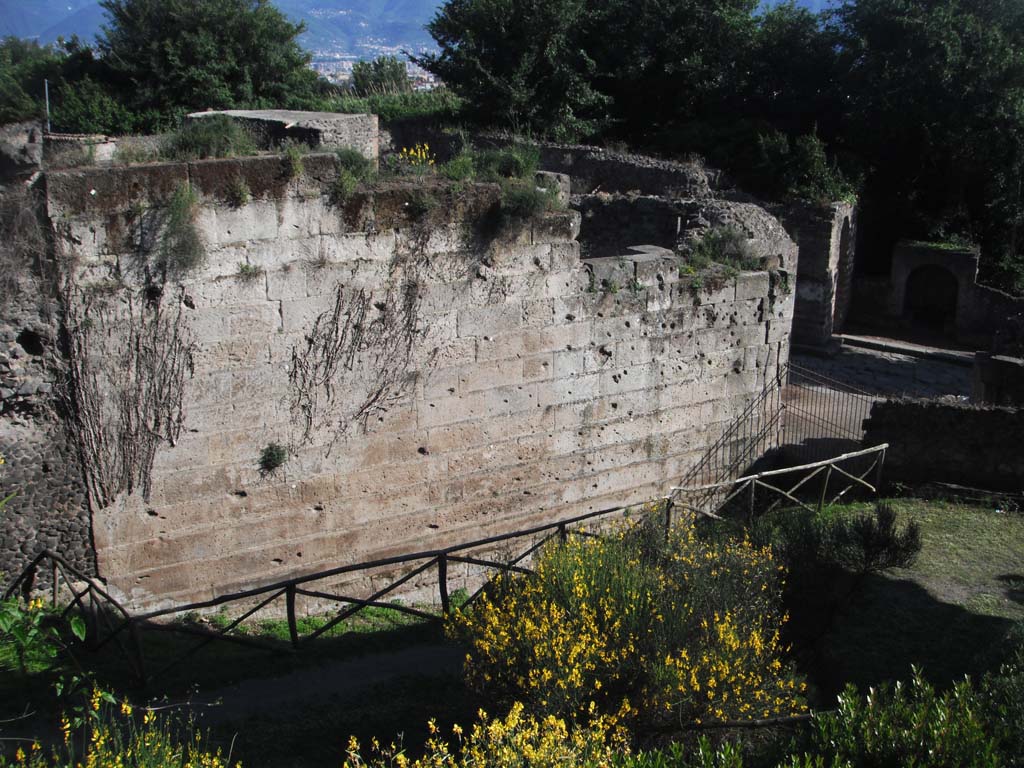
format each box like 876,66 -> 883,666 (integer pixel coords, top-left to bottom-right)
97,0 -> 322,116
352,56 -> 411,96
420,0 -> 1024,292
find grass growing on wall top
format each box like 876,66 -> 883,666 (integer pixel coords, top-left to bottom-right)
160,114 -> 258,161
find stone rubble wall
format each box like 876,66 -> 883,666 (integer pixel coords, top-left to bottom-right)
0,184 -> 94,583
187,111 -> 379,162
35,153 -> 795,612
864,398 -> 1024,492
575,194 -> 798,273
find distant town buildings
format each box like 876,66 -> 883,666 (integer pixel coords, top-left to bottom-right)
309,48 -> 439,91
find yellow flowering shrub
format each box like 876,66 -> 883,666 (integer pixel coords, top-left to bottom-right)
451,511 -> 807,730
343,701 -> 628,768
3,686 -> 238,768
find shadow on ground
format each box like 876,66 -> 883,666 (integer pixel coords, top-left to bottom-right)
802,572 -> 1015,704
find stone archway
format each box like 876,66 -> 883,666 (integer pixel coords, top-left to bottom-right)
904,264 -> 959,333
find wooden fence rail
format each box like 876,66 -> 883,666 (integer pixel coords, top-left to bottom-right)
4,445 -> 888,687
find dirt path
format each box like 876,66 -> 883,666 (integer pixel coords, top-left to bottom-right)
185,642 -> 464,725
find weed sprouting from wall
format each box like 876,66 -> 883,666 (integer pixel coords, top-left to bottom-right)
284,143 -> 306,179
58,284 -> 196,508
223,177 -> 251,208
258,442 -> 288,475
236,262 -> 263,282
158,184 -> 204,277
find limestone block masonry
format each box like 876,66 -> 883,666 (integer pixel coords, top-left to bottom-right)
33,153 -> 795,612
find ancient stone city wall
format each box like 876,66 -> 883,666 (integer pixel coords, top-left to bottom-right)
15,152 -> 796,611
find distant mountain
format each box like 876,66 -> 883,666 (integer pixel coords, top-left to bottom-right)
0,0 -> 442,55
0,0 -> 834,54
0,0 -> 101,40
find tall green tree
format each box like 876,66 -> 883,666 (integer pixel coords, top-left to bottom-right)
829,0 -> 1024,283
419,0 -> 608,140
97,0 -> 322,116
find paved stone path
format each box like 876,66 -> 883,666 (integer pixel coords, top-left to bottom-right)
792,343 -> 972,399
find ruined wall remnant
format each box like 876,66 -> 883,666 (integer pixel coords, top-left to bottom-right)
973,353 -> 1024,406
187,110 -> 379,162
576,194 -> 797,271
0,184 -> 93,581
773,201 -> 855,348
3,150 -> 798,611
864,398 -> 1024,491
848,240 -> 1024,346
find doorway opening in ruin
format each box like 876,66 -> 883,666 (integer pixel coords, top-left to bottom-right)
832,217 -> 853,333
904,264 -> 958,334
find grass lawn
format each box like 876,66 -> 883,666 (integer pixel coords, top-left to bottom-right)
804,498 -> 1024,700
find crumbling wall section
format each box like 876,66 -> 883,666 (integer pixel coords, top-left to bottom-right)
864,398 -> 1024,491
39,154 -> 795,611
0,184 -> 93,582
774,201 -> 855,347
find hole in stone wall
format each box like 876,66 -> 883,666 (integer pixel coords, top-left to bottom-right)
16,329 -> 44,356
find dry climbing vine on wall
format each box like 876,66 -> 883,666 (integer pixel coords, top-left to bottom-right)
58,283 -> 195,508
289,249 -> 428,446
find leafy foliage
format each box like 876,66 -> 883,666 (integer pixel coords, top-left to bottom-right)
258,442 -> 288,474
451,511 -> 806,729
352,56 -> 411,96
499,179 -> 559,221
158,184 -> 204,276
0,685 -> 239,767
97,0 -> 321,117
417,0 -> 608,140
159,115 -> 257,161
685,227 -> 761,274
223,176 -> 251,208
342,701 -> 627,768
0,597 -> 85,675
326,89 -> 464,125
810,671 -> 1001,768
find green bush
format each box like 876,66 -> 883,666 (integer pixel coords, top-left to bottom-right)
499,178 -> 558,220
160,115 -> 257,161
336,147 -> 373,180
330,168 -> 360,206
685,227 -> 761,274
475,145 -> 540,181
755,503 -> 922,580
756,130 -> 856,206
983,623 -> 1024,764
747,503 -> 921,646
810,671 -> 1001,768
283,143 -> 306,178
325,89 -> 463,124
440,151 -> 475,182
236,262 -> 263,282
223,176 -> 251,208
